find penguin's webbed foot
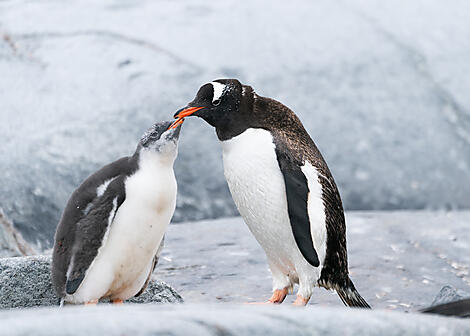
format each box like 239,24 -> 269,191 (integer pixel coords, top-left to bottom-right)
292,295 -> 310,306
247,288 -> 288,305
268,288 -> 288,303
111,299 -> 124,305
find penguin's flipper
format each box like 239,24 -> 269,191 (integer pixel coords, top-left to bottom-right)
65,177 -> 126,295
52,157 -> 134,296
275,148 -> 320,267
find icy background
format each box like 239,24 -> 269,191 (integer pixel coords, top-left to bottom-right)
1,0 -> 470,246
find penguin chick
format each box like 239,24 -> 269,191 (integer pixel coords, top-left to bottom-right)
52,120 -> 182,305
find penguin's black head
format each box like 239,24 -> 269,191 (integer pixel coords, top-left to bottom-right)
139,120 -> 182,156
172,79 -> 249,133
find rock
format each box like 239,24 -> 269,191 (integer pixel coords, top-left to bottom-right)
130,281 -> 183,306
0,256 -> 182,309
0,304 -> 469,336
431,285 -> 470,306
0,210 -> 36,258
2,1 -> 470,247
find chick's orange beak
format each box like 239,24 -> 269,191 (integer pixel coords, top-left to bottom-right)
168,106 -> 205,130
168,118 -> 184,130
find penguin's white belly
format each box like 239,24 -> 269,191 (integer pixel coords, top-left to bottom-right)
68,166 -> 176,303
221,128 -> 326,292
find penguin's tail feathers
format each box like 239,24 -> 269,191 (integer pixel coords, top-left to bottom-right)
337,286 -> 371,308
320,277 -> 371,308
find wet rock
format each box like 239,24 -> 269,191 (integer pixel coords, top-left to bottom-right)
0,256 -> 182,309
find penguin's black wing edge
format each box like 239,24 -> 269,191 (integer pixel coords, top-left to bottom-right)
275,147 -> 320,267
64,176 -> 127,295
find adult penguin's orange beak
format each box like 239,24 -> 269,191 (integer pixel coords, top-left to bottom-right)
168,106 -> 205,129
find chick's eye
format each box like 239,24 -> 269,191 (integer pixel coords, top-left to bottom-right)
212,99 -> 221,106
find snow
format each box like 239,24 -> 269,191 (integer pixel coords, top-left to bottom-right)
1,1 -> 470,246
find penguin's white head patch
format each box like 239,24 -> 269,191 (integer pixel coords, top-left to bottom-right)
211,82 -> 226,105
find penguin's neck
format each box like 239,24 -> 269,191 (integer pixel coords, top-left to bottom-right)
138,149 -> 175,172
126,149 -> 176,204
216,124 -> 249,142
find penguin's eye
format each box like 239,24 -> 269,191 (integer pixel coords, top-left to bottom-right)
212,99 -> 221,106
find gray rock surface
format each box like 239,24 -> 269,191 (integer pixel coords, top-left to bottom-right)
0,304 -> 469,336
0,210 -> 35,258
432,285 -> 470,306
1,1 -> 470,247
156,211 -> 470,311
0,255 -> 182,309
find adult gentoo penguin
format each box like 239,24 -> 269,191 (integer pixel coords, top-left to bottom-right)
52,120 -> 183,305
172,79 -> 370,307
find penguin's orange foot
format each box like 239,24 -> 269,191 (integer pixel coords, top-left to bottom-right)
268,288 -> 288,303
111,299 -> 124,305
246,288 -> 289,305
292,295 -> 310,306
85,299 -> 98,306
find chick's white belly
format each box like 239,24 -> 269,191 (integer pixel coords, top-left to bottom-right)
68,172 -> 176,303
221,129 -> 320,284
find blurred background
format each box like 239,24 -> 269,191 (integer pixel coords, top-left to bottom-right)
1,0 -> 469,248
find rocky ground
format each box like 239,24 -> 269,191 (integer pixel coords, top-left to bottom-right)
1,304 -> 469,336
155,211 -> 470,311
0,255 -> 182,309
1,211 -> 469,310
0,211 -> 469,334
